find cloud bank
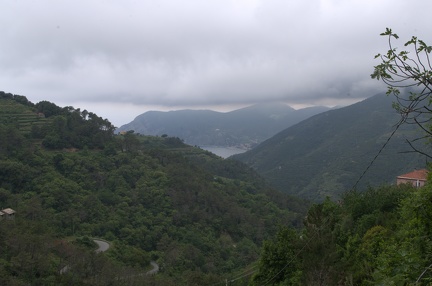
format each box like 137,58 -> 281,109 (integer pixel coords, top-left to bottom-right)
1,0 -> 431,125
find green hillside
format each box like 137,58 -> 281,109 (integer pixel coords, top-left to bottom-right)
0,92 -> 307,285
233,93 -> 427,201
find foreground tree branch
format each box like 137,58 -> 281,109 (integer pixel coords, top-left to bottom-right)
372,28 -> 432,156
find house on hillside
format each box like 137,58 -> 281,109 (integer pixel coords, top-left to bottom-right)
396,169 -> 428,188
0,208 -> 16,220
1,208 -> 16,220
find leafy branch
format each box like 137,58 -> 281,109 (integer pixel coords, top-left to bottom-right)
372,28 -> 432,155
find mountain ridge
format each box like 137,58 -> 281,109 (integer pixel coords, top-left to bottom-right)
117,102 -> 332,148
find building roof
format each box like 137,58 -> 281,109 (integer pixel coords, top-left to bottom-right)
1,208 -> 15,215
397,169 -> 429,181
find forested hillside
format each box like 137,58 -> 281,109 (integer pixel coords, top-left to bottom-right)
0,91 -> 307,285
233,93 -> 426,201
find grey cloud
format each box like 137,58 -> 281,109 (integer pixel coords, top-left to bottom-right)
1,0 -> 432,125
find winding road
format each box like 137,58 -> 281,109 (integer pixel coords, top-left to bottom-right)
94,239 -> 110,253
93,239 -> 159,275
61,239 -> 159,275
146,261 -> 160,275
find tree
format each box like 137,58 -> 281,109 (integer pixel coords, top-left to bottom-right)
35,100 -> 62,117
251,227 -> 302,285
371,28 -> 432,157
121,131 -> 140,152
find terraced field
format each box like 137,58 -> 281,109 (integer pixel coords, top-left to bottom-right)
0,99 -> 49,134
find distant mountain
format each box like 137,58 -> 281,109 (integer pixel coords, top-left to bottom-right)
232,93 -> 427,201
117,103 -> 331,148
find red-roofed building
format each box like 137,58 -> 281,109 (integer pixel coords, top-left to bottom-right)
396,169 -> 429,188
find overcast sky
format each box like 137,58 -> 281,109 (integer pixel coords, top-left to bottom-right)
1,0 -> 431,126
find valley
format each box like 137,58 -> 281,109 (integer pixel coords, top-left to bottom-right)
2,4 -> 431,283
1,90 -> 432,285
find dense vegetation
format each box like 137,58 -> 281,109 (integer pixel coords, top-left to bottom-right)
252,183 -> 432,285
0,91 -> 307,285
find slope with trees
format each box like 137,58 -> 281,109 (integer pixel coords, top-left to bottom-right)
233,92 -> 426,201
0,93 -> 307,285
